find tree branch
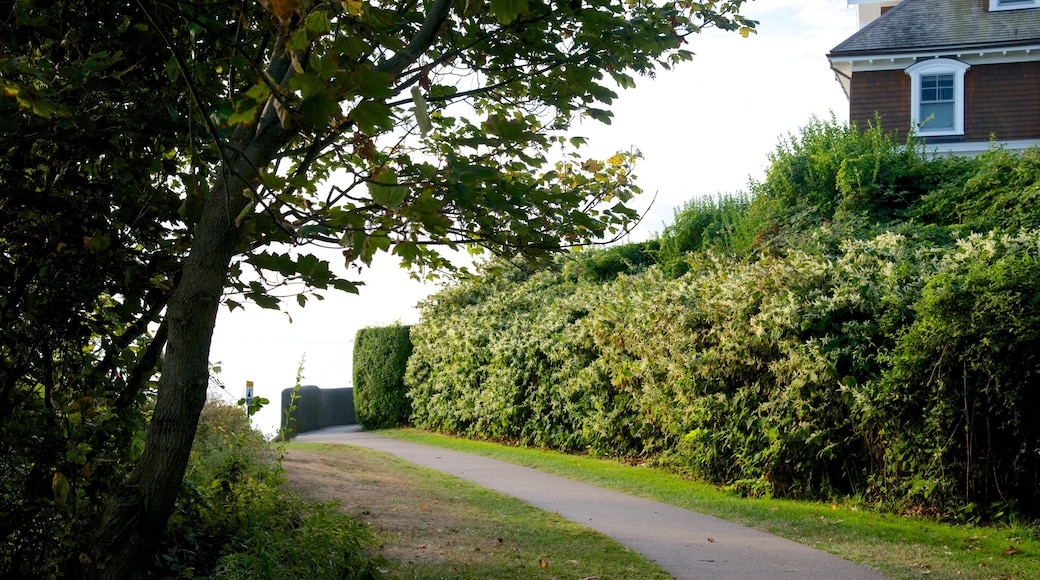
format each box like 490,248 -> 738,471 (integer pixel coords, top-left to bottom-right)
375,0 -> 453,78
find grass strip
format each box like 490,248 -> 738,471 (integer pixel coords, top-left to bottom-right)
377,428 -> 1040,580
284,442 -> 671,580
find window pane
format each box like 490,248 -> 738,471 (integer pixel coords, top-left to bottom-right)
922,74 -> 954,103
921,102 -> 954,129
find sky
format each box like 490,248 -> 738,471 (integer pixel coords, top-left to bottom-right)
209,0 -> 861,435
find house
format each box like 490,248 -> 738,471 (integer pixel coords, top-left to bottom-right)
828,0 -> 1040,155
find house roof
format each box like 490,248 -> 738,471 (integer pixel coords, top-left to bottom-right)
829,0 -> 1040,57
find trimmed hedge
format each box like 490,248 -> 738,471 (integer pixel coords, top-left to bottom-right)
353,324 -> 413,429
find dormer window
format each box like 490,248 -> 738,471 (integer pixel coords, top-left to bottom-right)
990,0 -> 1040,11
905,59 -> 971,137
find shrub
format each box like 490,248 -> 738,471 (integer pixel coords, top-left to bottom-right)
406,266 -> 621,452
155,396 -> 375,577
406,230 -> 947,502
655,192 -> 756,276
405,117 -> 1040,521
564,240 -> 659,282
914,146 -> 1040,234
353,324 -> 413,429
752,115 -> 958,250
870,231 -> 1040,519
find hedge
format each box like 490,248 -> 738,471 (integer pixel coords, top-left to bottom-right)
353,324 -> 413,429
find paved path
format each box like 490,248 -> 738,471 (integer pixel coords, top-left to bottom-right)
294,425 -> 888,580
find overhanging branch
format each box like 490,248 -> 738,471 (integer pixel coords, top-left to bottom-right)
375,0 -> 453,78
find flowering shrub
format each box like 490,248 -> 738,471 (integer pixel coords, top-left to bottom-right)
406,118 -> 1040,520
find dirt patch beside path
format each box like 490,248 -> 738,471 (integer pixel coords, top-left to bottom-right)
282,446 -> 494,569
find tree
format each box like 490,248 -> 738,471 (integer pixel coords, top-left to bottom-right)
1,0 -> 755,576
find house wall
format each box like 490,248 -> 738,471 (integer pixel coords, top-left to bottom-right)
849,69 -> 911,136
966,61 -> 1040,141
849,61 -> 1040,143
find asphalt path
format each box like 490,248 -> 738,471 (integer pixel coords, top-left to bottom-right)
294,425 -> 888,580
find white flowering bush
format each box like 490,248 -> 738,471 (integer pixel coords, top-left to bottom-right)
405,119 -> 1040,520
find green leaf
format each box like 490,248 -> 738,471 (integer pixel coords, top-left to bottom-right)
586,107 -> 612,125
483,114 -> 527,141
304,10 -> 332,37
348,68 -> 394,99
301,92 -> 339,128
297,253 -> 319,276
285,11 -> 331,51
333,279 -> 361,294
227,104 -> 260,126
393,241 -> 422,263
52,472 -> 70,505
368,169 -> 409,208
411,86 -> 432,136
2,80 -> 69,119
350,101 -> 395,133
252,294 -> 280,309
489,0 -> 529,24
453,164 -> 498,184
65,443 -> 90,465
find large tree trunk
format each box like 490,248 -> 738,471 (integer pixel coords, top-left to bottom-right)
84,1 -> 454,567
87,92 -> 293,578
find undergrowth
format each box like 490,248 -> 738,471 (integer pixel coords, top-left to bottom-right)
151,396 -> 379,578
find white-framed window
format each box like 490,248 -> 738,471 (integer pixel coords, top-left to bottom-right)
990,0 -> 1040,11
905,59 -> 971,137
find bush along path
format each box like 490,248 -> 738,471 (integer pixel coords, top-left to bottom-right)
294,426 -> 888,580
403,119 -> 1040,525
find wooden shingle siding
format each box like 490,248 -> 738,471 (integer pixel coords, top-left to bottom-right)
849,70 -> 911,138
965,62 -> 1040,141
849,62 -> 1040,143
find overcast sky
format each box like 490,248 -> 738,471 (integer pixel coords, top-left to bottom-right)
209,0 -> 861,435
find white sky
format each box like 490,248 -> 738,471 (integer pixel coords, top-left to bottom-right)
210,0 -> 860,435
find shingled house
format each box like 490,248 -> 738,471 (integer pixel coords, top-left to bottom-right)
828,0 -> 1040,155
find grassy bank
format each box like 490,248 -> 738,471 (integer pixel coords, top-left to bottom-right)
378,428 -> 1040,579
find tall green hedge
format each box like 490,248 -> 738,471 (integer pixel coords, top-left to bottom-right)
353,324 -> 413,429
404,118 -> 1040,521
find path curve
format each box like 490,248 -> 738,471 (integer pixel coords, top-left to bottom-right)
294,425 -> 888,580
